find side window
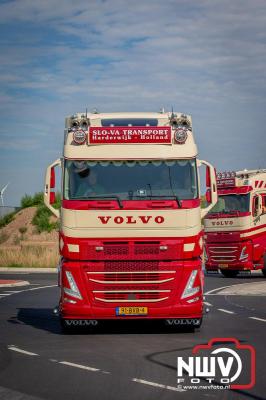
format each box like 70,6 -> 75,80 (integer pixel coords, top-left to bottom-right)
262,194 -> 266,215
253,196 -> 259,217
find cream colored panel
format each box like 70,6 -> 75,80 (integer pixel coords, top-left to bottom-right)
61,208 -> 201,238
62,225 -> 201,238
241,226 -> 266,238
64,140 -> 198,160
204,216 -> 251,232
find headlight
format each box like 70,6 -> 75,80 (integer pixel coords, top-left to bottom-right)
64,271 -> 83,300
239,246 -> 248,261
181,270 -> 200,299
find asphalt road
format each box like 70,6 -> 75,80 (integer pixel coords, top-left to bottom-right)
0,271 -> 265,400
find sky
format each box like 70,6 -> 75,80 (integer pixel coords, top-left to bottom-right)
0,0 -> 266,206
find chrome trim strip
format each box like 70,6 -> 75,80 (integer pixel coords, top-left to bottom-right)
210,250 -> 238,254
93,289 -> 171,293
94,297 -> 169,303
89,278 -> 174,284
209,247 -> 238,250
87,271 -> 175,274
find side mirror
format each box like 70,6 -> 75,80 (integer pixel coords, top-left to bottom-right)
197,159 -> 218,218
50,191 -> 56,204
206,166 -> 211,188
44,159 -> 61,218
206,189 -> 212,204
50,167 -> 55,189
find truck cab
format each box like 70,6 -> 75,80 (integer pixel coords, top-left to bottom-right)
44,111 -> 217,329
204,170 -> 266,277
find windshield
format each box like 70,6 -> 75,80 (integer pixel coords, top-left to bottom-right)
64,159 -> 198,201
209,194 -> 250,214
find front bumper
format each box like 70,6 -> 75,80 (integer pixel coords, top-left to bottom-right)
59,302 -> 203,320
205,260 -> 256,271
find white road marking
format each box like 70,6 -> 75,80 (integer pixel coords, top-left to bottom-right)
27,285 -> 57,291
0,293 -> 12,296
8,346 -> 38,356
249,317 -> 266,322
204,302 -> 212,306
218,309 -> 235,314
205,285 -> 232,295
59,361 -> 100,372
0,285 -> 56,297
2,291 -> 21,293
132,378 -> 185,392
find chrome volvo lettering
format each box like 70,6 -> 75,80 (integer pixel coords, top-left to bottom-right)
211,221 -> 233,226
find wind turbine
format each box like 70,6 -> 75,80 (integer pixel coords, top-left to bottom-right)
0,183 -> 9,207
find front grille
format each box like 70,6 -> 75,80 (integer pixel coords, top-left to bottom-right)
134,245 -> 160,255
104,245 -> 129,256
208,245 -> 238,263
103,272 -> 160,281
104,261 -> 159,272
86,262 -> 175,304
94,290 -> 170,303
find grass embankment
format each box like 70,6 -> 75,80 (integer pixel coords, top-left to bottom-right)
0,192 -> 60,268
0,245 -> 58,268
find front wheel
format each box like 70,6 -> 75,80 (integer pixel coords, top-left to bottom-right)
220,270 -> 239,278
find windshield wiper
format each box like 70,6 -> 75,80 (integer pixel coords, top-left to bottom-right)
137,194 -> 181,208
72,195 -> 123,209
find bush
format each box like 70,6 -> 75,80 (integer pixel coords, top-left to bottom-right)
21,192 -> 44,208
0,211 -> 16,228
19,226 -> 27,235
32,205 -> 59,233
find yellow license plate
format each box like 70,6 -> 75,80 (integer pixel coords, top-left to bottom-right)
219,264 -> 228,268
116,307 -> 148,316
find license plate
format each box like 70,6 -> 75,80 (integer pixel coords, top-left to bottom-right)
116,307 -> 148,316
219,264 -> 228,268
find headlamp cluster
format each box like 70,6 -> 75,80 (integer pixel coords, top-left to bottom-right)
69,118 -> 89,144
170,114 -> 191,144
217,171 -> 236,179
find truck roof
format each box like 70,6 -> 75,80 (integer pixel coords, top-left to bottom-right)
63,111 -> 198,160
217,169 -> 266,192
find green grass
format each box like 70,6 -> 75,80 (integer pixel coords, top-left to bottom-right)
20,192 -> 44,208
0,211 -> 16,228
32,193 -> 61,233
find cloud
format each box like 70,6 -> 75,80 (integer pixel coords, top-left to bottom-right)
0,0 -> 266,205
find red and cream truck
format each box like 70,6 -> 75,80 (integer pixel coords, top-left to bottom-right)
44,111 -> 217,329
204,169 -> 266,277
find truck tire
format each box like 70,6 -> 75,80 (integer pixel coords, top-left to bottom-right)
220,270 -> 238,278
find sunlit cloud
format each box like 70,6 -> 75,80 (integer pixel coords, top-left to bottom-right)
0,0 -> 265,204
